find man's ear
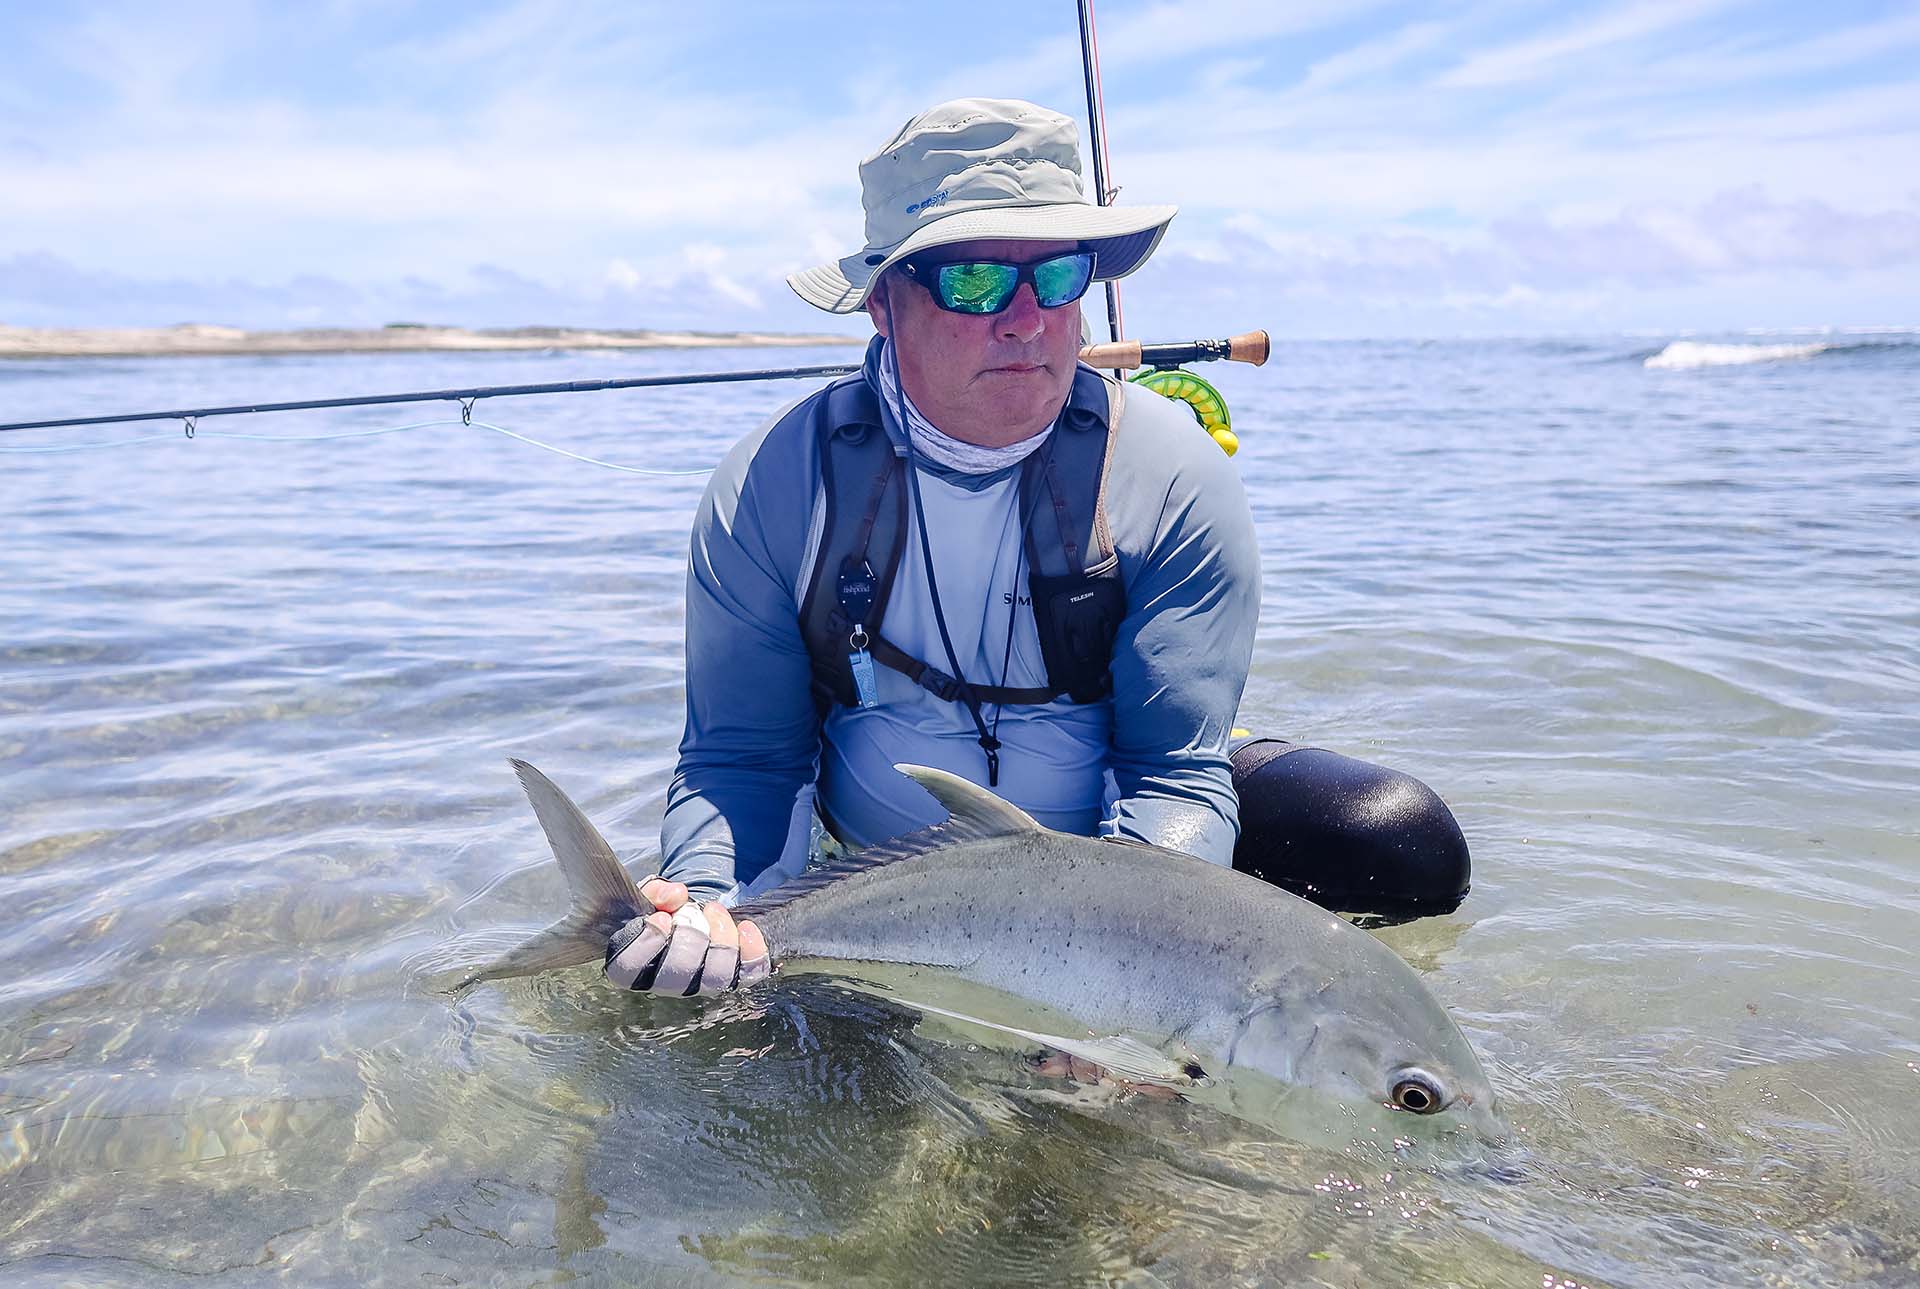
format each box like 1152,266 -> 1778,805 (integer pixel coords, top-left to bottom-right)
865,276 -> 891,338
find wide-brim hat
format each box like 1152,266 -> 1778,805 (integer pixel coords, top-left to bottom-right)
789,97 -> 1176,315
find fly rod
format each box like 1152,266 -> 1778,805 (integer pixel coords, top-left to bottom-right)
0,333 -> 1269,436
1076,0 -> 1124,345
0,361 -> 862,435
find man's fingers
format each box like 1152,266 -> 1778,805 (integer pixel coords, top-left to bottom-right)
648,902 -> 710,996
1032,1051 -> 1074,1079
639,876 -> 689,913
1069,1055 -> 1105,1083
606,911 -> 672,990
736,919 -> 770,985
704,903 -> 739,949
697,945 -> 740,994
694,904 -> 739,994
1029,1050 -> 1116,1085
607,903 -> 768,996
737,919 -> 766,960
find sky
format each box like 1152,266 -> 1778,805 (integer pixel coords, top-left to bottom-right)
2,0 -> 1917,338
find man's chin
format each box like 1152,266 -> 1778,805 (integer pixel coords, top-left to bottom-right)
941,367 -> 1073,442
974,364 -> 1072,406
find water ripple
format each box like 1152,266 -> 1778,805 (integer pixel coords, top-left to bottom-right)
2,340 -> 1917,1285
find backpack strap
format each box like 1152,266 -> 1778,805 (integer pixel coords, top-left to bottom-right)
797,376 -> 907,711
1019,371 -> 1127,704
800,365 -> 1128,711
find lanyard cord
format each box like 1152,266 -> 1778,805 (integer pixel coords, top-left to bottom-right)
990,539 -> 1023,756
913,436 -> 1057,787
885,333 -> 1007,784
902,435 -> 1002,786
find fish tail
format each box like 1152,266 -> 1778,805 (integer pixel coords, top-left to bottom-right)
457,759 -> 648,988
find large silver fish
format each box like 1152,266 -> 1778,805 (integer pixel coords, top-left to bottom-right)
471,759 -> 1503,1141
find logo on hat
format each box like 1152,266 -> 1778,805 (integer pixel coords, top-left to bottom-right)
905,189 -> 950,215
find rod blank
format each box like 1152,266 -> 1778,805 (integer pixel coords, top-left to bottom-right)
1,332 -> 1272,436
0,362 -> 863,434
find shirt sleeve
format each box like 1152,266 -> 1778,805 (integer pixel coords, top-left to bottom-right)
658,404 -> 823,901
1100,386 -> 1261,864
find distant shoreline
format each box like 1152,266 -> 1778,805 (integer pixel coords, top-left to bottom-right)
0,323 -> 864,358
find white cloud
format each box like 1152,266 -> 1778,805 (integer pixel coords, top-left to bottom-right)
1437,0 -> 1738,89
1185,188 -> 1920,296
5,1 -> 1918,335
1294,19 -> 1456,96
605,258 -> 643,292
0,249 -> 838,333
1636,7 -> 1920,90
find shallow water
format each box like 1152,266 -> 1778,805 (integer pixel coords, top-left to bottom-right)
2,335 -> 1917,1286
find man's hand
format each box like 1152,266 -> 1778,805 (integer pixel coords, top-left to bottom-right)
604,877 -> 770,996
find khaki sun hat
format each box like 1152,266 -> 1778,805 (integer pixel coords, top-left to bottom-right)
788,97 -> 1176,314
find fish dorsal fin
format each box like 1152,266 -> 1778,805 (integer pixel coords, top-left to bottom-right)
732,765 -> 1043,922
893,763 -> 1043,839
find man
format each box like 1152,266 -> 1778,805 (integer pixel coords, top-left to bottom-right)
603,98 -> 1259,996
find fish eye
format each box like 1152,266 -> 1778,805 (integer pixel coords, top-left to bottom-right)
1388,1069 -> 1447,1115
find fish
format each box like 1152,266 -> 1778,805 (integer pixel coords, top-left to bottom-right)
468,758 -> 1503,1141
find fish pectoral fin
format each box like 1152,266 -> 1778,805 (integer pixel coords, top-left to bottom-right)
1036,1033 -> 1198,1088
901,997 -> 1199,1088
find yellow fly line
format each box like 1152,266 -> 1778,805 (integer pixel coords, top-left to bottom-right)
1130,367 -> 1238,457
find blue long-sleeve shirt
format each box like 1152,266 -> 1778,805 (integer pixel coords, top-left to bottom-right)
660,338 -> 1260,902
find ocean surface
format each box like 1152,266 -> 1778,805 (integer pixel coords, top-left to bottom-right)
2,333 -> 1916,1287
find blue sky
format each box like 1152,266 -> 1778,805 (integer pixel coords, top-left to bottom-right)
2,0 -> 1917,337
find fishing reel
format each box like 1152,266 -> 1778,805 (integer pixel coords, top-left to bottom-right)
1079,329 -> 1268,457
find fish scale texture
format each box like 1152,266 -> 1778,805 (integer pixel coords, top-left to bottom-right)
754,832 -> 1369,1048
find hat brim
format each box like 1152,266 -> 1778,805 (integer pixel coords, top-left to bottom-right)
788,202 -> 1176,314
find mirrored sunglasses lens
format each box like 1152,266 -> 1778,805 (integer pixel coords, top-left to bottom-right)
1032,253 -> 1094,306
937,262 -> 1019,313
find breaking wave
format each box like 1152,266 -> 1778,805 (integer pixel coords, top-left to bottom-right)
1640,334 -> 1920,371
1644,341 -> 1830,370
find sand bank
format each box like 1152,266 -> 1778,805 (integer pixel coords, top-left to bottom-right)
0,322 -> 862,358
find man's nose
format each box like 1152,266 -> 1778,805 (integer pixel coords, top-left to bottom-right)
995,283 -> 1046,342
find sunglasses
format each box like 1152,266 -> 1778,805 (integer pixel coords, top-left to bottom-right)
898,250 -> 1097,315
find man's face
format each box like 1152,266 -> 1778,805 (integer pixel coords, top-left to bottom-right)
866,238 -> 1085,448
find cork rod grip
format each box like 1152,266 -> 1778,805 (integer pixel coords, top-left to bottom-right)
1077,339 -> 1144,369
1227,330 -> 1270,366
1077,330 -> 1271,370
